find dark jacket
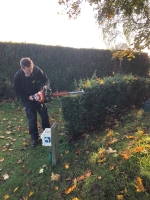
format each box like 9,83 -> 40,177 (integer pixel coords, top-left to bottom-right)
13,65 -> 50,103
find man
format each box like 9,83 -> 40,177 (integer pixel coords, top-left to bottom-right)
14,57 -> 50,146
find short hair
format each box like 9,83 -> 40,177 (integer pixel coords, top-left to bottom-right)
20,57 -> 34,69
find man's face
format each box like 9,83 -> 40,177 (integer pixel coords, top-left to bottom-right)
21,65 -> 33,77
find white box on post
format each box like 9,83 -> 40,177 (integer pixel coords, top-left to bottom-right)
40,123 -> 59,165
41,128 -> 51,146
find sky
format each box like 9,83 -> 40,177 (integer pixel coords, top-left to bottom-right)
0,0 -> 149,56
0,0 -> 107,49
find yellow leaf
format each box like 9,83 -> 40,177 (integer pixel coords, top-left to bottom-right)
0,157 -> 4,162
138,131 -> 144,134
98,149 -> 104,154
86,134 -> 89,139
97,157 -> 106,163
29,191 -> 34,196
65,185 -> 76,194
51,173 -> 60,181
128,136 -> 134,138
91,141 -> 95,144
117,195 -> 124,199
72,198 -> 79,200
100,81 -> 105,84
25,130 -> 29,133
110,166 -> 115,170
98,176 -> 102,179
23,142 -> 29,146
14,187 -> 19,193
135,177 -> 146,192
65,151 -> 69,154
42,164 -> 47,168
4,195 -> 9,200
107,131 -> 113,137
65,163 -> 70,169
55,186 -> 58,190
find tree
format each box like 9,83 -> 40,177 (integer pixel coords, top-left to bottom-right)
58,0 -> 150,51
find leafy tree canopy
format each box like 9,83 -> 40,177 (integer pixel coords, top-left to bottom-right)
58,0 -> 150,51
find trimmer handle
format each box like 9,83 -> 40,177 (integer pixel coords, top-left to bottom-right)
43,88 -> 53,103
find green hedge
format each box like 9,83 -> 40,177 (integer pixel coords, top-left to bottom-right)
61,73 -> 150,138
0,42 -> 149,99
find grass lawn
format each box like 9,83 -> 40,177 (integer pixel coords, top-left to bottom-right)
1,98 -> 150,200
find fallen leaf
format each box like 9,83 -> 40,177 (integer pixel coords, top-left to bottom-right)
65,163 -> 70,169
120,152 -> 129,160
5,131 -> 11,134
117,195 -> 124,199
129,140 -> 135,145
29,191 -> 34,196
14,187 -> 19,193
76,148 -> 81,155
135,177 -> 146,192
106,147 -> 117,154
78,170 -> 91,181
128,136 -> 134,138
39,168 -> 44,174
110,166 -> 115,170
0,157 -> 4,162
55,186 -> 58,190
12,139 -> 17,142
0,136 -> 5,138
51,173 -> 60,181
23,142 -> 29,146
4,195 -> 9,200
97,157 -> 107,163
3,174 -> 9,180
107,131 -> 113,137
73,178 -> 78,184
98,176 -> 102,179
65,185 -> 76,194
65,151 -> 69,154
17,159 -> 23,164
2,147 -> 7,151
65,177 -> 71,181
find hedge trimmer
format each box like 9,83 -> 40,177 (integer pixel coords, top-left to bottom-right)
33,88 -> 84,103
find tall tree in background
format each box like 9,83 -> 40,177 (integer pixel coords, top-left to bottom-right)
58,0 -> 150,51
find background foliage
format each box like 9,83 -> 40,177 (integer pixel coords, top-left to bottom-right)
0,42 -> 149,100
58,0 -> 150,50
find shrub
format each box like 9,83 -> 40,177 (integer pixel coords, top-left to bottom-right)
61,73 -> 150,138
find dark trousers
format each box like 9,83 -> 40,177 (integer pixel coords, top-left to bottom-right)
23,101 -> 50,140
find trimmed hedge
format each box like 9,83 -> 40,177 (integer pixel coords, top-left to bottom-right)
61,73 -> 150,138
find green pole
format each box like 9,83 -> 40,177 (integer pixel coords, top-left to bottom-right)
49,146 -> 52,163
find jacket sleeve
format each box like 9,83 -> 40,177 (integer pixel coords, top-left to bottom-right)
37,67 -> 50,87
13,73 -> 29,101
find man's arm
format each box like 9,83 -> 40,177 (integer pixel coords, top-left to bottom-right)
13,73 -> 29,101
36,66 -> 50,89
